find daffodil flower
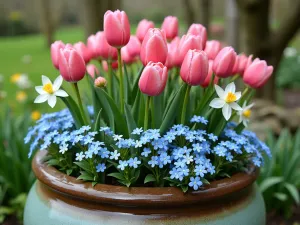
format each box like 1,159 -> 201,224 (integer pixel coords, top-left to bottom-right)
209,82 -> 242,120
237,102 -> 254,127
34,75 -> 68,108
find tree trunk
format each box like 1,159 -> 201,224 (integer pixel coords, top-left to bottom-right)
182,0 -> 196,26
38,0 -> 54,47
198,0 -> 211,35
225,0 -> 239,50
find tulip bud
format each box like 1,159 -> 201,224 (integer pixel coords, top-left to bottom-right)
201,60 -> 219,87
161,16 -> 178,40
140,28 -> 168,66
51,40 -> 65,69
180,49 -> 208,86
139,62 -> 168,96
243,60 -> 273,88
102,61 -> 118,72
204,40 -> 222,60
59,47 -> 86,82
165,37 -> 180,69
86,64 -> 100,79
212,46 -> 237,78
125,35 -> 141,58
94,76 -> 107,88
136,19 -> 155,42
187,23 -> 207,48
104,10 -> 130,48
74,42 -> 91,63
175,34 -> 203,67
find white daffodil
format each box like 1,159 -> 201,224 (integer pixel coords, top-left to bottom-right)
16,74 -> 32,89
34,75 -> 68,108
209,82 -> 242,120
237,102 -> 254,127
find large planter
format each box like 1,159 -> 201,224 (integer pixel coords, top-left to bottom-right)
24,151 -> 266,225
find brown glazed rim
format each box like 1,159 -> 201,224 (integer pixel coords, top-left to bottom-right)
33,150 -> 259,207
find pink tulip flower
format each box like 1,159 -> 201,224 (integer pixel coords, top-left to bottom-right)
139,62 -> 168,96
212,46 -> 237,78
187,23 -> 207,48
136,19 -> 155,42
165,37 -> 180,69
102,61 -> 118,72
204,40 -> 222,60
51,40 -> 65,69
161,16 -> 179,40
125,35 -> 141,58
121,47 -> 136,64
201,60 -> 219,87
74,42 -> 92,63
104,10 -> 130,48
86,64 -> 100,79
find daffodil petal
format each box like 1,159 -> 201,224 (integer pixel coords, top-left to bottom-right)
209,98 -> 225,108
53,75 -> 63,91
55,90 -> 68,97
35,86 -> 46,95
243,120 -> 248,127
230,102 -> 242,111
42,75 -> 52,86
34,94 -> 48,103
214,85 -> 225,98
48,95 -> 57,108
245,103 -> 254,110
222,104 -> 232,121
225,82 -> 236,93
235,92 -> 241,100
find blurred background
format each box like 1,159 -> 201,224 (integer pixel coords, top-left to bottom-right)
0,0 -> 300,224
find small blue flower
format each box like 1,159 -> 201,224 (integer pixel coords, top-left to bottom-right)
96,163 -> 106,172
128,157 -> 141,168
159,152 -> 171,166
192,143 -> 202,153
85,150 -> 94,159
135,140 -> 143,148
141,148 -> 151,157
117,160 -> 128,171
75,152 -> 85,161
99,147 -> 110,159
190,116 -> 208,125
214,145 -> 227,157
194,164 -> 207,177
207,133 -> 218,142
110,150 -> 120,160
113,134 -> 123,141
59,143 -> 68,154
148,156 -> 159,167
189,177 -> 203,190
132,127 -> 143,135
83,135 -> 94,145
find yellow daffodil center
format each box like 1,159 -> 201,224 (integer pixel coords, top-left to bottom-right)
243,109 -> 251,118
43,83 -> 54,94
16,91 -> 27,102
225,92 -> 237,103
11,73 -> 21,83
31,111 -> 41,121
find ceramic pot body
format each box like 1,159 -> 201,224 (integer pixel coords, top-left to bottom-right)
24,151 -> 266,225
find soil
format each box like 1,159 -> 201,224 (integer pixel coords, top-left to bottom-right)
267,207 -> 300,225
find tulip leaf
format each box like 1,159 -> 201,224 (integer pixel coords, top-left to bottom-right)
131,65 -> 144,102
123,63 -> 132,104
259,176 -> 283,193
124,103 -> 137,138
160,84 -> 187,134
93,108 -> 102,132
153,95 -> 163,128
60,96 -> 84,129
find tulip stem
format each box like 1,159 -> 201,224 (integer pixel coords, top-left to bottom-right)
107,60 -> 113,97
181,85 -> 191,125
117,48 -> 124,114
73,82 -> 88,125
144,96 -> 151,131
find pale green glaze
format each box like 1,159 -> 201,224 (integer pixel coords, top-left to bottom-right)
24,181 -> 266,225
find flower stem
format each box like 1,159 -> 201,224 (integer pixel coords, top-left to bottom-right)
107,60 -> 113,97
151,97 -> 155,128
230,74 -> 239,82
144,96 -> 151,130
181,85 -> 191,125
73,82 -> 88,125
117,48 -> 124,114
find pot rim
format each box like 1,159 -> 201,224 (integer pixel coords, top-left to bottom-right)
33,150 -> 258,207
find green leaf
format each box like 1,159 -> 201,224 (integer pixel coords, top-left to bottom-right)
259,177 -> 283,193
107,172 -> 125,180
153,95 -> 163,128
131,66 -> 144,100
93,109 -> 102,132
124,104 -> 137,137
144,174 -> 156,184
274,192 -> 288,202
74,161 -> 92,173
284,183 -> 300,204
180,185 -> 188,193
77,172 -> 94,181
60,96 -> 84,129
47,159 -> 60,166
160,84 -> 187,134
66,169 -> 73,176
92,181 -> 98,187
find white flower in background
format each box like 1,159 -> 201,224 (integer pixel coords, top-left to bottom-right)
34,75 -> 68,108
284,47 -> 297,58
11,73 -> 32,89
21,54 -> 32,64
237,102 -> 254,127
209,82 -> 242,120
0,91 -> 7,100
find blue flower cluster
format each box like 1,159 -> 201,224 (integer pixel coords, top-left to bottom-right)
25,108 -> 271,191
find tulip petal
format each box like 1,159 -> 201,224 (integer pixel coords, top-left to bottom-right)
34,94 -> 48,103
209,98 -> 225,108
55,90 -> 68,97
214,84 -> 225,98
42,75 -> 52,86
229,102 -> 242,111
48,95 -> 57,108
53,75 -> 63,91
225,82 -> 235,93
35,86 -> 46,95
222,104 -> 232,121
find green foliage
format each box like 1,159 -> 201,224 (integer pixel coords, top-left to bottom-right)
258,129 -> 300,218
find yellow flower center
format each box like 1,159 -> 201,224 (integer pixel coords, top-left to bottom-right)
243,109 -> 251,118
16,91 -> 27,102
43,83 -> 54,94
11,73 -> 21,83
225,92 -> 237,103
31,111 -> 41,121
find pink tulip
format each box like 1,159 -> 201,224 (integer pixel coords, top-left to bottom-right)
59,47 -> 86,82
201,60 -> 219,87
74,42 -> 91,63
121,47 -> 136,64
161,16 -> 178,40
180,49 -> 208,86
86,64 -> 100,79
245,54 -> 253,71
94,76 -> 107,88
243,60 -> 273,88
87,34 -> 98,59
102,61 -> 118,72
187,24 -> 207,48
104,10 -> 130,48
136,19 -> 155,42
165,37 -> 180,69
204,40 -> 222,60
65,43 -> 73,48
140,28 -> 168,66
212,46 -> 237,78
236,54 -> 248,75
125,35 -> 141,58
50,40 -> 65,69
139,62 -> 168,96
174,34 -> 203,67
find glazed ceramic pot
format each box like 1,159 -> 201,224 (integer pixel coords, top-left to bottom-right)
24,151 -> 266,225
